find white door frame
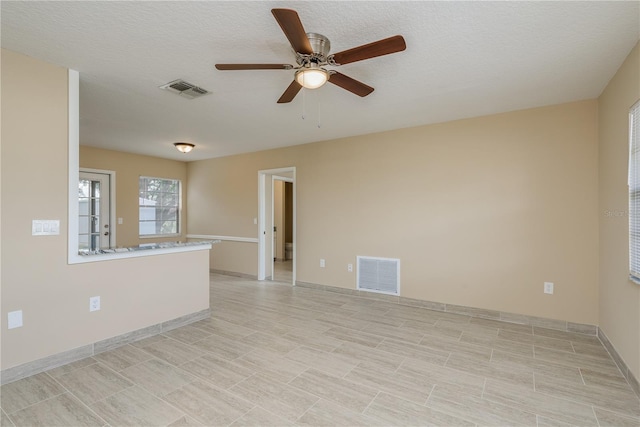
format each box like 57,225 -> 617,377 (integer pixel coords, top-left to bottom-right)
258,167 -> 296,284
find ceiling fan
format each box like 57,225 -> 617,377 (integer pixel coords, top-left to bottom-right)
215,8 -> 406,103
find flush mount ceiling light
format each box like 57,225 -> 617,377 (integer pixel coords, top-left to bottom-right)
174,142 -> 195,153
295,66 -> 329,89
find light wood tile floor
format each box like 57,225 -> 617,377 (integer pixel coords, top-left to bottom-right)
2,274 -> 639,426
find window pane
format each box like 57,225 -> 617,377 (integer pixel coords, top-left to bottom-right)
139,176 -> 180,236
79,215 -> 90,234
78,235 -> 89,250
92,181 -> 100,198
79,180 -> 90,198
139,221 -> 156,235
161,221 -> 177,234
140,206 -> 156,221
157,207 -> 177,222
79,198 -> 89,215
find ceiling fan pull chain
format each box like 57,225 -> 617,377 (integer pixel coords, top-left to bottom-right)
317,94 -> 321,128
301,87 -> 306,120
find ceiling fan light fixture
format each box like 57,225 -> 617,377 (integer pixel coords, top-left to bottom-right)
295,67 -> 329,89
174,142 -> 195,153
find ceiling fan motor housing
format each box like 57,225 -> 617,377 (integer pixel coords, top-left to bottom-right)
306,32 -> 330,59
215,9 -> 406,102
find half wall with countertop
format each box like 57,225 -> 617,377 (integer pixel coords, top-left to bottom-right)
1,49 -> 211,377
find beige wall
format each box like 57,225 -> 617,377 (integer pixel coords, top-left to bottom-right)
80,146 -> 188,247
6,40 -> 634,376
188,100 -> 599,325
598,42 -> 640,379
1,49 -> 209,369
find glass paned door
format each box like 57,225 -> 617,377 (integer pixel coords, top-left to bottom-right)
79,171 -> 111,250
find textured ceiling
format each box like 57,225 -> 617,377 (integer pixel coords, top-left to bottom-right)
2,1 -> 639,161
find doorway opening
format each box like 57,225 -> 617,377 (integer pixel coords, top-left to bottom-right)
258,167 -> 296,284
272,176 -> 294,282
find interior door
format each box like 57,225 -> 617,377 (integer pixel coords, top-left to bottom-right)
79,171 -> 111,250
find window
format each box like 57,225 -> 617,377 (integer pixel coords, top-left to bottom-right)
139,176 -> 181,237
629,101 -> 640,283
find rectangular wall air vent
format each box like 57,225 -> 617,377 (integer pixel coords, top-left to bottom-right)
357,256 -> 400,296
159,79 -> 210,99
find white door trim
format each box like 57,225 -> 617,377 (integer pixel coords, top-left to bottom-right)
258,167 -> 296,284
271,175 -> 293,277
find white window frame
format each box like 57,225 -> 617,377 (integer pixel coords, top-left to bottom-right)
629,100 -> 640,284
139,176 -> 182,238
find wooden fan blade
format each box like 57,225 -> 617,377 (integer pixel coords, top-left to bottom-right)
215,64 -> 292,70
277,80 -> 303,103
331,35 -> 406,65
328,72 -> 374,97
272,9 -> 313,55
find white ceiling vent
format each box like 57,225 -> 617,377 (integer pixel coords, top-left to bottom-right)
357,256 -> 400,296
159,79 -> 210,99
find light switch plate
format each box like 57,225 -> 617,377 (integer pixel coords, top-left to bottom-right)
8,310 -> 23,329
32,220 -> 60,236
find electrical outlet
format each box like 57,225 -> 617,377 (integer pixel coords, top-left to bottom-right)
544,282 -> 554,294
8,310 -> 23,329
89,296 -> 101,312
320,259 -> 325,268
348,263 -> 353,272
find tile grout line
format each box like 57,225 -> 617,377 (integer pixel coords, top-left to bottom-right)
578,368 -> 587,386
570,341 -> 578,354
224,404 -> 258,426
591,405 -> 602,427
294,399 -> 319,423
106,344 -> 214,420
481,378 -> 487,399
1,381 -> 67,417
532,380 -> 638,420
69,362 -> 139,404
42,370 -> 112,427
159,369 -> 258,425
392,356 -> 407,373
423,384 -> 436,405
341,362 -> 359,379
443,352 -> 453,368
157,385 -> 210,426
257,403 -> 298,425
359,390 -> 381,416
